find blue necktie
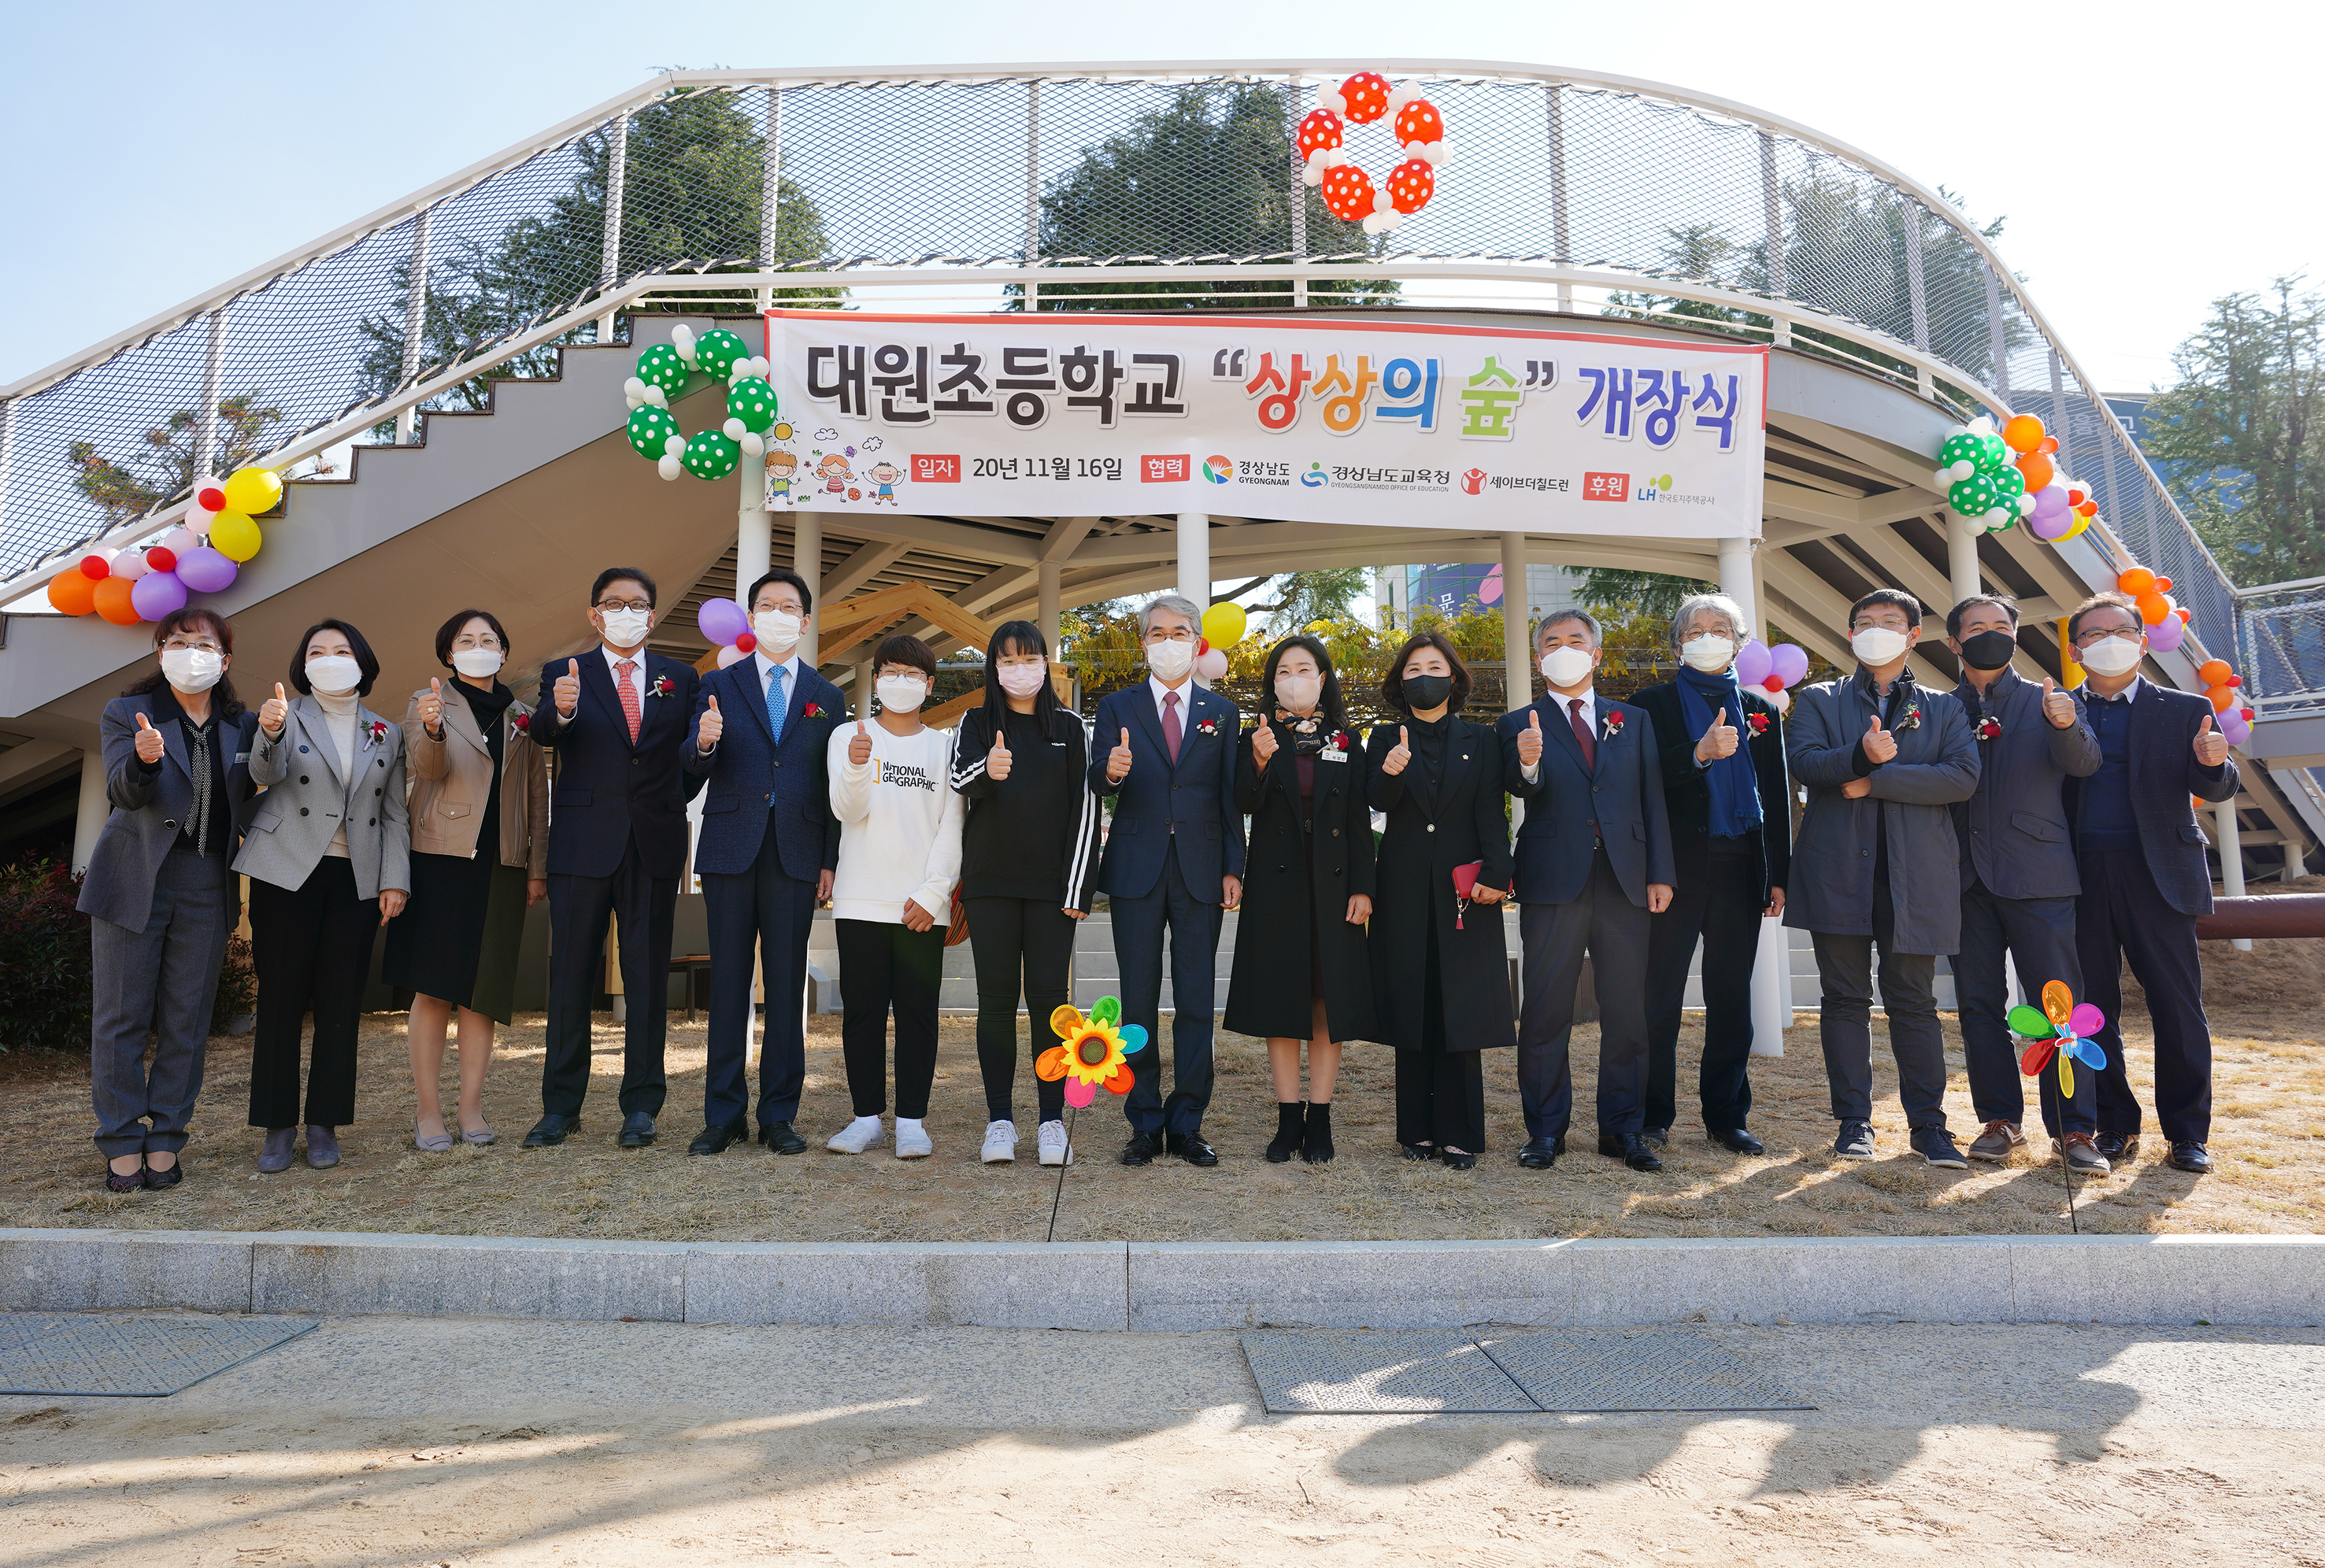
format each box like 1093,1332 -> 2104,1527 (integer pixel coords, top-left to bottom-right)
766,663 -> 787,747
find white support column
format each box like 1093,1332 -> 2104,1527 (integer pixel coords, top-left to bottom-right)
1716,536 -> 1756,634
1501,531 -> 1531,830
1178,512 -> 1210,686
852,653 -> 873,720
2216,799 -> 2252,951
396,206 -> 433,445
737,457 -> 771,601
2283,839 -> 2307,881
1720,534 -> 1790,1046
72,752 -> 110,874
793,512 -> 822,668
595,111 -> 630,342
1948,516 -> 1982,611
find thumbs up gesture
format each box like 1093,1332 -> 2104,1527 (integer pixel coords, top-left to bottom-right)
850,717 -> 875,767
1382,725 -> 1412,777
2041,675 -> 2077,730
1251,718 -> 1279,767
987,724 -> 1012,781
258,682 -> 288,738
2194,712 -> 2229,767
132,710 -> 165,764
1107,727 -> 1134,783
697,694 -> 724,754
1697,707 -> 1738,763
417,676 -> 444,737
554,659 -> 580,719
1517,708 -> 1544,768
1863,712 -> 1897,764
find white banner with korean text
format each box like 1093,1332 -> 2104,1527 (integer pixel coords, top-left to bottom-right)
762,310 -> 1765,538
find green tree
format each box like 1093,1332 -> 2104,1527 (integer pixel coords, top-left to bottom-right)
1575,566 -> 1715,623
2143,276 -> 2325,584
69,392 -> 285,523
1212,567 -> 1372,639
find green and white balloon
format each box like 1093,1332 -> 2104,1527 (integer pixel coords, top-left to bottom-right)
1948,473 -> 2001,516
635,343 -> 690,397
681,428 -> 742,480
693,328 -> 750,380
627,405 -> 681,460
725,377 -> 778,435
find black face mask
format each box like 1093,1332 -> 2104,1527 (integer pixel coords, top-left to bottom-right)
1959,629 -> 2018,672
1403,673 -> 1454,712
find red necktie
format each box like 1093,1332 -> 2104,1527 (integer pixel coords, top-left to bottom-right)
1162,690 -> 1183,765
615,659 -> 642,745
1568,697 -> 1596,771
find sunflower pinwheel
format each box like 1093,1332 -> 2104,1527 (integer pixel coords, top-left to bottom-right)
2009,979 -> 2108,1097
1037,996 -> 1146,1108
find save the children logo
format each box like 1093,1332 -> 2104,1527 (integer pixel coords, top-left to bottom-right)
1459,468 -> 1487,495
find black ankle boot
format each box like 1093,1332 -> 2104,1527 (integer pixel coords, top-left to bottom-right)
1302,1101 -> 1335,1164
1266,1103 -> 1305,1163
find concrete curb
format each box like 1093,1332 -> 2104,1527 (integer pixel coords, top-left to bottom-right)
3,1230 -> 2319,1329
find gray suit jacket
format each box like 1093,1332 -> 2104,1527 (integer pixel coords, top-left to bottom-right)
76,693 -> 259,931
1950,668 -> 2101,900
233,695 -> 412,898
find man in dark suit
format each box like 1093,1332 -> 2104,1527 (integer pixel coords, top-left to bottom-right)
2060,591 -> 2238,1174
1499,608 -> 1675,1172
1945,594 -> 2103,1170
1087,594 -> 1245,1167
525,568 -> 703,1149
684,568 -> 844,1156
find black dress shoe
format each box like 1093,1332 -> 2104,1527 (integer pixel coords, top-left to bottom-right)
617,1111 -> 657,1148
2094,1130 -> 2140,1163
1598,1131 -> 1664,1172
1176,1133 -> 1220,1167
141,1159 -> 184,1189
688,1122 -> 748,1156
1517,1136 -> 1558,1170
1120,1130 -> 1163,1166
1438,1149 -> 1478,1171
1399,1142 -> 1436,1161
758,1121 -> 809,1155
2168,1141 -> 2212,1174
1642,1126 -> 1670,1148
521,1114 -> 579,1148
1709,1127 -> 1765,1156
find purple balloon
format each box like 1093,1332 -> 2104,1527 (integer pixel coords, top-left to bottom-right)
174,545 -> 238,594
2068,1002 -> 2105,1037
2032,483 -> 2069,517
1734,638 -> 1772,686
2145,612 -> 2186,653
1769,642 -> 1810,686
697,596 -> 749,645
129,569 -> 188,621
2219,708 -> 2251,745
2029,508 -> 2073,542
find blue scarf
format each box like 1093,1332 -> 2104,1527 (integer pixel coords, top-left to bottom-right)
1675,663 -> 1763,838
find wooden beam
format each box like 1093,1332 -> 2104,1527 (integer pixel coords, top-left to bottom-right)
820,540 -> 912,602
1760,547 -> 1951,689
813,513 -> 1043,566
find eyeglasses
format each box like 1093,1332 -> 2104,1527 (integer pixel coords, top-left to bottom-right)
1146,627 -> 1195,642
161,638 -> 221,653
595,598 -> 652,614
2073,626 -> 2143,647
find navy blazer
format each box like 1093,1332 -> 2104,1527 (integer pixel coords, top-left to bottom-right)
528,651 -> 704,881
1950,668 -> 2101,900
2062,679 -> 2240,917
684,655 -> 844,882
1500,693 -> 1676,906
76,693 -> 259,931
1087,679 -> 1246,900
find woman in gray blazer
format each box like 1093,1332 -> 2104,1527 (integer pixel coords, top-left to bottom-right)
78,607 -> 260,1192
234,619 -> 411,1174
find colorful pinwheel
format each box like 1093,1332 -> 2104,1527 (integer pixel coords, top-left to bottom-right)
1038,997 -> 1145,1108
2010,979 -> 2108,1098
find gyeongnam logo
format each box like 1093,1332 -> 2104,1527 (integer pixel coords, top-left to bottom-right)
1298,462 -> 1330,489
1201,455 -> 1235,484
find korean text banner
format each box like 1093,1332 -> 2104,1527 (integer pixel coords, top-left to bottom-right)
762,311 -> 1766,539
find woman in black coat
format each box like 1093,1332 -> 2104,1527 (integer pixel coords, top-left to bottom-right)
1365,631 -> 1516,1168
1224,634 -> 1377,1163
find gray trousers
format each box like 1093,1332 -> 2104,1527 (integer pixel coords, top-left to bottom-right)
91,848 -> 233,1157
1810,876 -> 1950,1132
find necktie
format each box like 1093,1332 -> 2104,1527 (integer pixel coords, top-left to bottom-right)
615,659 -> 642,745
1161,690 -> 1183,765
767,663 -> 787,746
1568,697 -> 1597,771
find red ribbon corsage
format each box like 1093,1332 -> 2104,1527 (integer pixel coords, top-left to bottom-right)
1601,710 -> 1626,739
511,711 -> 531,735
1976,716 -> 2003,740
804,702 -> 824,719
362,719 -> 390,749
1197,718 -> 1220,736
649,675 -> 676,699
1332,730 -> 1351,750
1746,712 -> 1771,736
1895,704 -> 1923,732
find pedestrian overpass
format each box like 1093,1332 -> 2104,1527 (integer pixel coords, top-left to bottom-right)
2,61 -> 2318,884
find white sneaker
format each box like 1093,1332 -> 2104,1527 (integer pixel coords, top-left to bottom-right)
981,1120 -> 1019,1163
827,1115 -> 884,1154
894,1119 -> 933,1159
1038,1120 -> 1074,1167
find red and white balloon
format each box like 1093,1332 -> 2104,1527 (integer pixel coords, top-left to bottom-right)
1299,73 -> 1448,235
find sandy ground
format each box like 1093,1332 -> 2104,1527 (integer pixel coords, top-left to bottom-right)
4,1315 -> 2323,1566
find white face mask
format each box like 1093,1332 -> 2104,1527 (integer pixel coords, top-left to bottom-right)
1850,626 -> 1912,667
160,648 -> 224,693
305,655 -> 362,696
1680,634 -> 1737,673
451,647 -> 505,679
751,608 -> 802,656
1540,645 -> 1595,689
876,674 -> 927,712
997,659 -> 1048,697
599,606 -> 652,647
1275,674 -> 1322,714
2077,635 -> 2144,678
1146,637 -> 1195,682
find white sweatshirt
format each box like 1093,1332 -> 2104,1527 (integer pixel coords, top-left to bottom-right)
827,720 -> 964,926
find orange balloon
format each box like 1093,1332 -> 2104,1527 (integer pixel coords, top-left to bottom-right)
2016,453 -> 2055,493
2205,685 -> 2234,712
2196,659 -> 2232,686
2003,414 -> 2046,453
2118,568 -> 2157,597
92,575 -> 142,625
46,570 -> 98,616
2136,593 -> 2170,625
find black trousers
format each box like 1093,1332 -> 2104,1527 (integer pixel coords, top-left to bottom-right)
1810,876 -> 1949,1131
835,918 -> 945,1119
1113,841 -> 1220,1137
699,809 -> 819,1130
248,856 -> 378,1129
1516,846 -> 1653,1141
1645,845 -> 1762,1134
2077,848 -> 2212,1144
964,895 -> 1072,1126
542,832 -> 677,1120
1394,915 -> 1486,1152
1957,878 -> 2091,1135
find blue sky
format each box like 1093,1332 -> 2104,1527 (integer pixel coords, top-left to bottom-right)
4,0 -> 2314,392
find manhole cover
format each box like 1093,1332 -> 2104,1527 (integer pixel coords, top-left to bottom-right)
0,1314 -> 319,1397
1242,1330 -> 1538,1413
1479,1329 -> 1813,1413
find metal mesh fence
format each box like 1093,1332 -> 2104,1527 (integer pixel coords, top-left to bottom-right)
0,65 -> 2287,695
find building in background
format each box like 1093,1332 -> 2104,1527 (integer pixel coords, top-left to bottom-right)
1375,563 -> 1589,625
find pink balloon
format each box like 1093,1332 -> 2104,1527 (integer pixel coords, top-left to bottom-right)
1734,639 -> 1772,686
1196,646 -> 1231,681
698,597 -> 750,645
2068,1002 -> 2105,1037
1769,643 -> 1810,686
129,569 -> 188,621
161,524 -> 199,557
715,643 -> 750,669
174,545 -> 238,594
2145,612 -> 2185,653
111,547 -> 154,581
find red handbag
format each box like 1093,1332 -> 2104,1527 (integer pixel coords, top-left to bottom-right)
1452,860 -> 1484,929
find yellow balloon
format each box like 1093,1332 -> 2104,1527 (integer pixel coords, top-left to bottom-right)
209,511 -> 263,563
1201,601 -> 1248,647
2060,513 -> 2091,540
221,466 -> 283,515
